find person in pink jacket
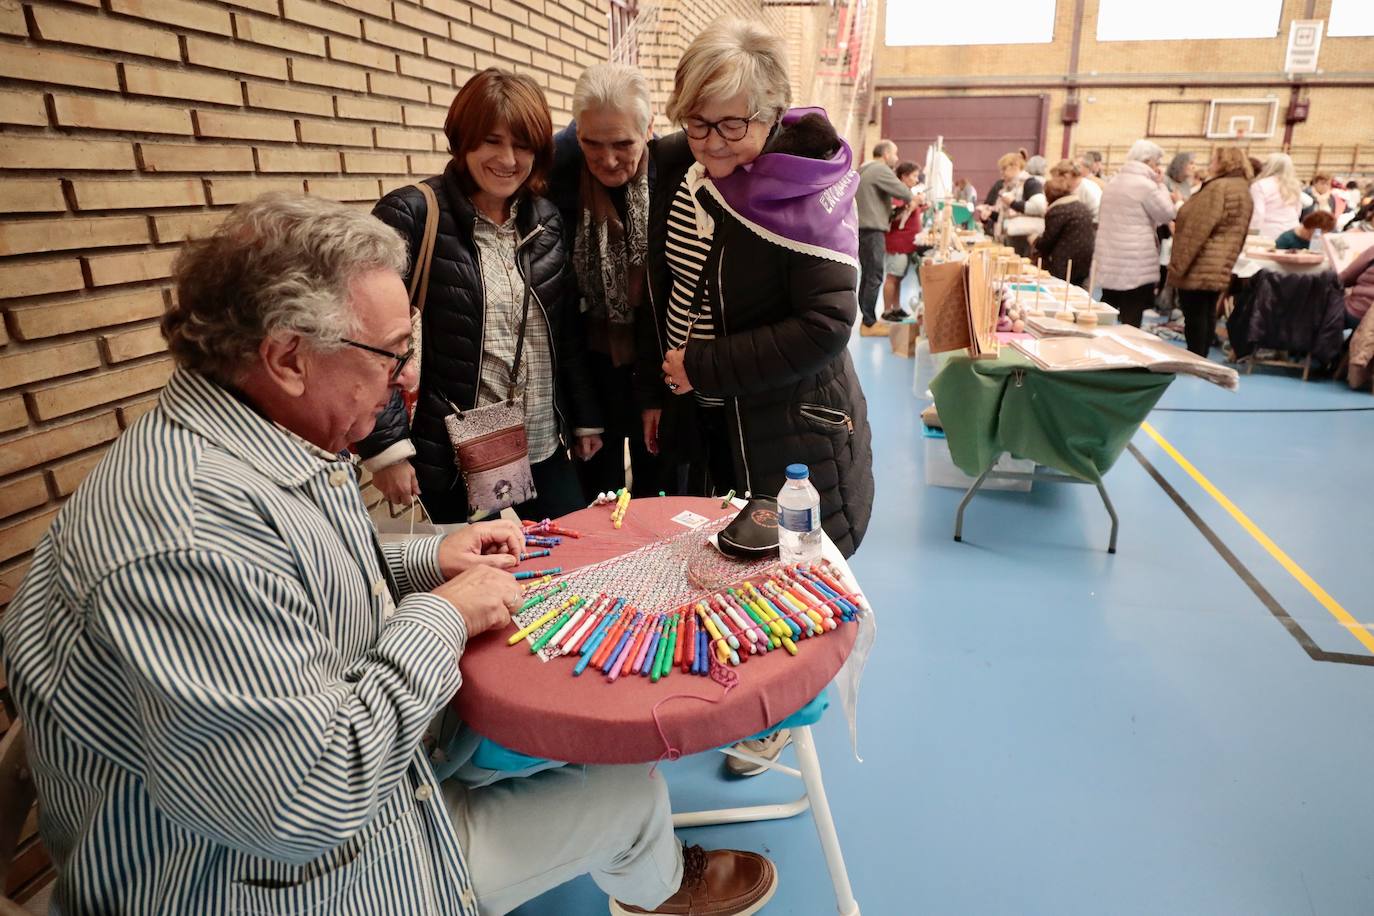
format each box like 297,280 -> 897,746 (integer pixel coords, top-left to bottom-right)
1249,152 -> 1305,240
1091,139 -> 1175,326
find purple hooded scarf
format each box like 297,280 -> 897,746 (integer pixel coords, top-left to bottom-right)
703,107 -> 860,267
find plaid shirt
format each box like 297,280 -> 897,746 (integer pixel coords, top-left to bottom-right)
472,207 -> 559,462
0,370 -> 479,916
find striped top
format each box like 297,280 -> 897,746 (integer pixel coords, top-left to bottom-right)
0,369 -> 479,916
665,175 -> 724,407
472,206 -> 559,462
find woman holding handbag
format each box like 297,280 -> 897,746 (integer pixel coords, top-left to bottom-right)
356,68 -> 603,522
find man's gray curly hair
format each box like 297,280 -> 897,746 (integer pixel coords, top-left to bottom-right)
163,192 -> 408,384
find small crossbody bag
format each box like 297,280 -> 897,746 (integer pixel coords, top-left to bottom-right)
442,248 -> 537,521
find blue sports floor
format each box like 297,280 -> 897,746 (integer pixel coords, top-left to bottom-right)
516,326 -> 1374,915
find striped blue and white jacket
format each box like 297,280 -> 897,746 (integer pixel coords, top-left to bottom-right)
1,369 -> 480,915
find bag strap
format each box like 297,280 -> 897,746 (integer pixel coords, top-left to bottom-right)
507,243 -> 534,401
408,182 -> 440,313
679,190 -> 725,342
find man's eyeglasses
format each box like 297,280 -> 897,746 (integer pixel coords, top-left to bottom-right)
683,112 -> 764,143
342,338 -> 414,381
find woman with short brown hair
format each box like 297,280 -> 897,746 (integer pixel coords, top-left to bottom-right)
357,68 -> 603,522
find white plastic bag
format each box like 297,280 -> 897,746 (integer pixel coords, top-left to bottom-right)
373,501 -> 462,545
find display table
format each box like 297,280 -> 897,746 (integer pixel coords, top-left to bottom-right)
929,350 -> 1173,550
452,497 -> 861,765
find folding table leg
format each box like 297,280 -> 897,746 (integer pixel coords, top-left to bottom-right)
792,726 -> 861,916
953,463 -> 995,542
1096,481 -> 1119,554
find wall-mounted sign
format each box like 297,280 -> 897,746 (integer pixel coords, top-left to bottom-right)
1284,19 -> 1323,73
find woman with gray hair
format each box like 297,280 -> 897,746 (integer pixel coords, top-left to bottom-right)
640,16 -> 874,560
630,16 -> 875,848
1165,151 -> 1198,203
1091,139 -> 1176,326
548,62 -> 663,500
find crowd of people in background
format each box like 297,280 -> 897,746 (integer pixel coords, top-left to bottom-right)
931,139 -> 1374,358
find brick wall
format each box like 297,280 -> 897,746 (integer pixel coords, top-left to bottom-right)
870,0 -> 1374,177
0,0 -> 612,617
0,0 -> 613,900
635,0 -> 787,131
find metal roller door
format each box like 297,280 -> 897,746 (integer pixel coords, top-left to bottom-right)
880,95 -> 1047,204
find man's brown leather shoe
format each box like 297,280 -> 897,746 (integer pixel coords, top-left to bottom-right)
609,845 -> 777,915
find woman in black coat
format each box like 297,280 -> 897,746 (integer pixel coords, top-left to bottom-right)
642,20 -> 874,556
546,63 -> 664,501
1031,175 -> 1096,287
356,69 -> 602,523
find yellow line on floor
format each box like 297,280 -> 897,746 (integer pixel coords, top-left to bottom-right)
1140,421 -> 1374,653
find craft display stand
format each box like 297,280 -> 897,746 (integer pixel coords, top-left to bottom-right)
453,496 -> 866,916
928,350 -> 1174,555
953,456 -> 1121,553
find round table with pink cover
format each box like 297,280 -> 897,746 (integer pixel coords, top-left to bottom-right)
452,497 -> 860,765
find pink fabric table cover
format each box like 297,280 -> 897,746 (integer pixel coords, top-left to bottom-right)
451,497 -> 857,765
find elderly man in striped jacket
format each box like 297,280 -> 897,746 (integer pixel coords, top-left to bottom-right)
0,193 -> 776,916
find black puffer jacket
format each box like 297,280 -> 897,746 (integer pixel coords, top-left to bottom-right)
1227,269 -> 1348,365
637,130 -> 875,556
356,165 -> 600,522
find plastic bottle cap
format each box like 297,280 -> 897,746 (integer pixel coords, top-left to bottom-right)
785,463 -> 809,480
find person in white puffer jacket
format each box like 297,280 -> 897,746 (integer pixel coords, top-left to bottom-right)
1091,139 -> 1175,326
1249,152 -> 1306,241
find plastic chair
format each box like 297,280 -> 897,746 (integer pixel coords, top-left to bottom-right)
672,724 -> 860,916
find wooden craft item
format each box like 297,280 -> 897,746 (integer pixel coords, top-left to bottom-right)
919,259 -> 973,354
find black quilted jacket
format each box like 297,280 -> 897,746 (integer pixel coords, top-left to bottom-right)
636,131 -> 875,557
1227,269 -> 1348,365
355,165 -> 601,522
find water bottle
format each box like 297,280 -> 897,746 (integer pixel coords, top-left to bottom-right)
1309,228 -> 1324,252
777,463 -> 822,565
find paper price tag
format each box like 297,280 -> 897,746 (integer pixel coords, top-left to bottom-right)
670,510 -> 710,529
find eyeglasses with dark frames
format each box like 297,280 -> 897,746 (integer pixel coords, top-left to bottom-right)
683,111 -> 765,142
342,338 -> 415,382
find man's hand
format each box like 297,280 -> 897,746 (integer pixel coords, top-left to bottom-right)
371,460 -> 420,506
642,409 -> 661,455
438,519 -> 525,577
574,434 -> 603,461
432,566 -> 519,638
661,348 -> 692,395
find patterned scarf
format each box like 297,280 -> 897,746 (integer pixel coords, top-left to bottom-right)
574,151 -> 648,366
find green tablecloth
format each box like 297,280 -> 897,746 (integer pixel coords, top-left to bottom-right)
929,350 -> 1173,484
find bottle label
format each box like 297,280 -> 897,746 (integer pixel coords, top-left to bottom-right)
779,505 -> 816,532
